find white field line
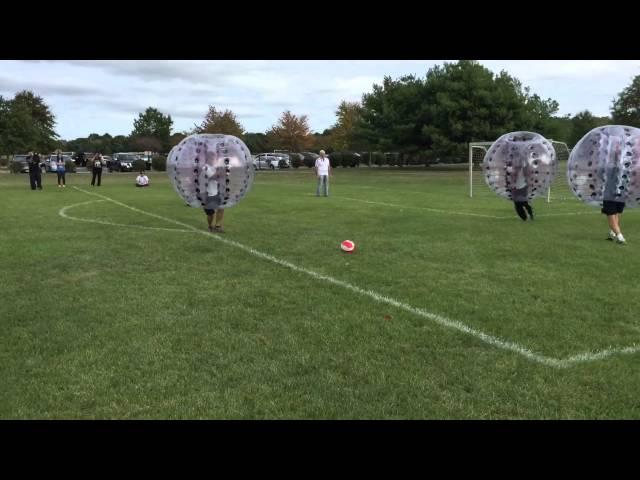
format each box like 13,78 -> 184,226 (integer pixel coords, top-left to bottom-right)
59,200 -> 194,233
257,183 -> 598,218
65,187 -> 640,368
334,195 -> 599,218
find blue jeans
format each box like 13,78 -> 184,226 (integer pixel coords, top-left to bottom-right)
316,175 -> 329,196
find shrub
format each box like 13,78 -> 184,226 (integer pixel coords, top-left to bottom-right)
327,153 -> 341,168
301,152 -> 318,168
152,155 -> 167,171
290,153 -> 304,168
132,159 -> 146,172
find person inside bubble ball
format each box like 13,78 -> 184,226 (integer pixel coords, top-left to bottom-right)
602,158 -> 626,244
510,164 -> 534,221
203,161 -> 225,233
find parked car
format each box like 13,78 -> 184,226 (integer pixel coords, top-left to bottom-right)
108,154 -> 136,172
11,154 -> 46,173
253,153 -> 279,170
11,155 -> 30,173
253,152 -> 291,170
45,154 -> 73,172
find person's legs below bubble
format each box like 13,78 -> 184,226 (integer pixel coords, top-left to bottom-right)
608,214 -> 620,235
35,168 -> 42,189
205,209 -> 215,232
514,201 -> 527,221
316,176 -> 322,197
91,169 -> 97,186
214,209 -> 225,232
524,202 -> 533,220
29,170 -> 36,190
97,169 -> 102,186
614,208 -> 626,243
323,175 -> 329,197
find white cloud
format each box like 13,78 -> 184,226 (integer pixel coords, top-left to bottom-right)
2,60 -> 639,139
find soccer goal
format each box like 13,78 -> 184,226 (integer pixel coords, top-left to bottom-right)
468,140 -> 573,203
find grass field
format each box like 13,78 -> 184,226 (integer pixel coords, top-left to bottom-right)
1,166 -> 639,419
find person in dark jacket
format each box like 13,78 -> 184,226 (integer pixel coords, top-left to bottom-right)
511,164 -> 533,221
91,153 -> 103,187
27,151 -> 43,190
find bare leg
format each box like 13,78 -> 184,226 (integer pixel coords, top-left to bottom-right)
207,212 -> 214,230
608,214 -> 620,235
215,209 -> 225,229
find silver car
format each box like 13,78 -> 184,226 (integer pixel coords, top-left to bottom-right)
253,153 -> 291,170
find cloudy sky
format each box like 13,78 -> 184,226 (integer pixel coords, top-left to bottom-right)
1,60 -> 639,140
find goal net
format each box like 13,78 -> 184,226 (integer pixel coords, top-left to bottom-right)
469,140 -> 574,202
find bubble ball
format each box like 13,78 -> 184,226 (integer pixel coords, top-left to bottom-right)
167,133 -> 254,209
482,131 -> 557,201
567,125 -> 640,207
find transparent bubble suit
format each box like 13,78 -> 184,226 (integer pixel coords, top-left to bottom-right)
483,131 -> 557,201
167,134 -> 254,209
567,125 -> 640,207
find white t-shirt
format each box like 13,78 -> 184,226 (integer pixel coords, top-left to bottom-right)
315,157 -> 330,176
515,169 -> 527,189
136,174 -> 149,186
203,165 -> 219,196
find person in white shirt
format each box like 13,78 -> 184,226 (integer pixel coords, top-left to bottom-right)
315,150 -> 331,197
135,170 -> 150,187
203,162 -> 225,233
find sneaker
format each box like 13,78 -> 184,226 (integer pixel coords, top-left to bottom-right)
62,185 -> 66,188
214,226 -> 225,233
208,225 -> 214,233
616,233 -> 626,244
607,230 -> 616,241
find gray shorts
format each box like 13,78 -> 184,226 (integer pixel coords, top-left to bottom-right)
203,194 -> 222,215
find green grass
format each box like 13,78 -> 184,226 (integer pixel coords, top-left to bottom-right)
1,167 -> 640,419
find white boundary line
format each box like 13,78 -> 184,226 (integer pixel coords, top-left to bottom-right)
334,196 -> 600,218
258,184 -> 598,218
59,200 -> 194,233
331,196 -> 509,219
64,187 -> 640,368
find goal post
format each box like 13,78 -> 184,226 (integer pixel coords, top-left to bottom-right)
468,142 -> 495,198
468,139 -> 572,203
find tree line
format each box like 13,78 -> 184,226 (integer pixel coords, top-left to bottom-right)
2,61 -> 639,163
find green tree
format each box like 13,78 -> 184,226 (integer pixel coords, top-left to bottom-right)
194,106 -> 245,137
169,132 -> 188,148
356,61 -> 562,162
111,135 -> 130,152
331,101 -> 365,151
0,91 -> 58,154
611,75 -> 640,126
266,111 -> 313,152
12,90 -> 58,152
243,132 -> 269,153
131,107 -> 173,151
568,110 -> 610,147
131,136 -> 162,153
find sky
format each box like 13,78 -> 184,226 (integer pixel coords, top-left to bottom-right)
1,60 -> 639,140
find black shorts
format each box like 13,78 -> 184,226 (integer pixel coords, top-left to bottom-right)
601,200 -> 625,215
